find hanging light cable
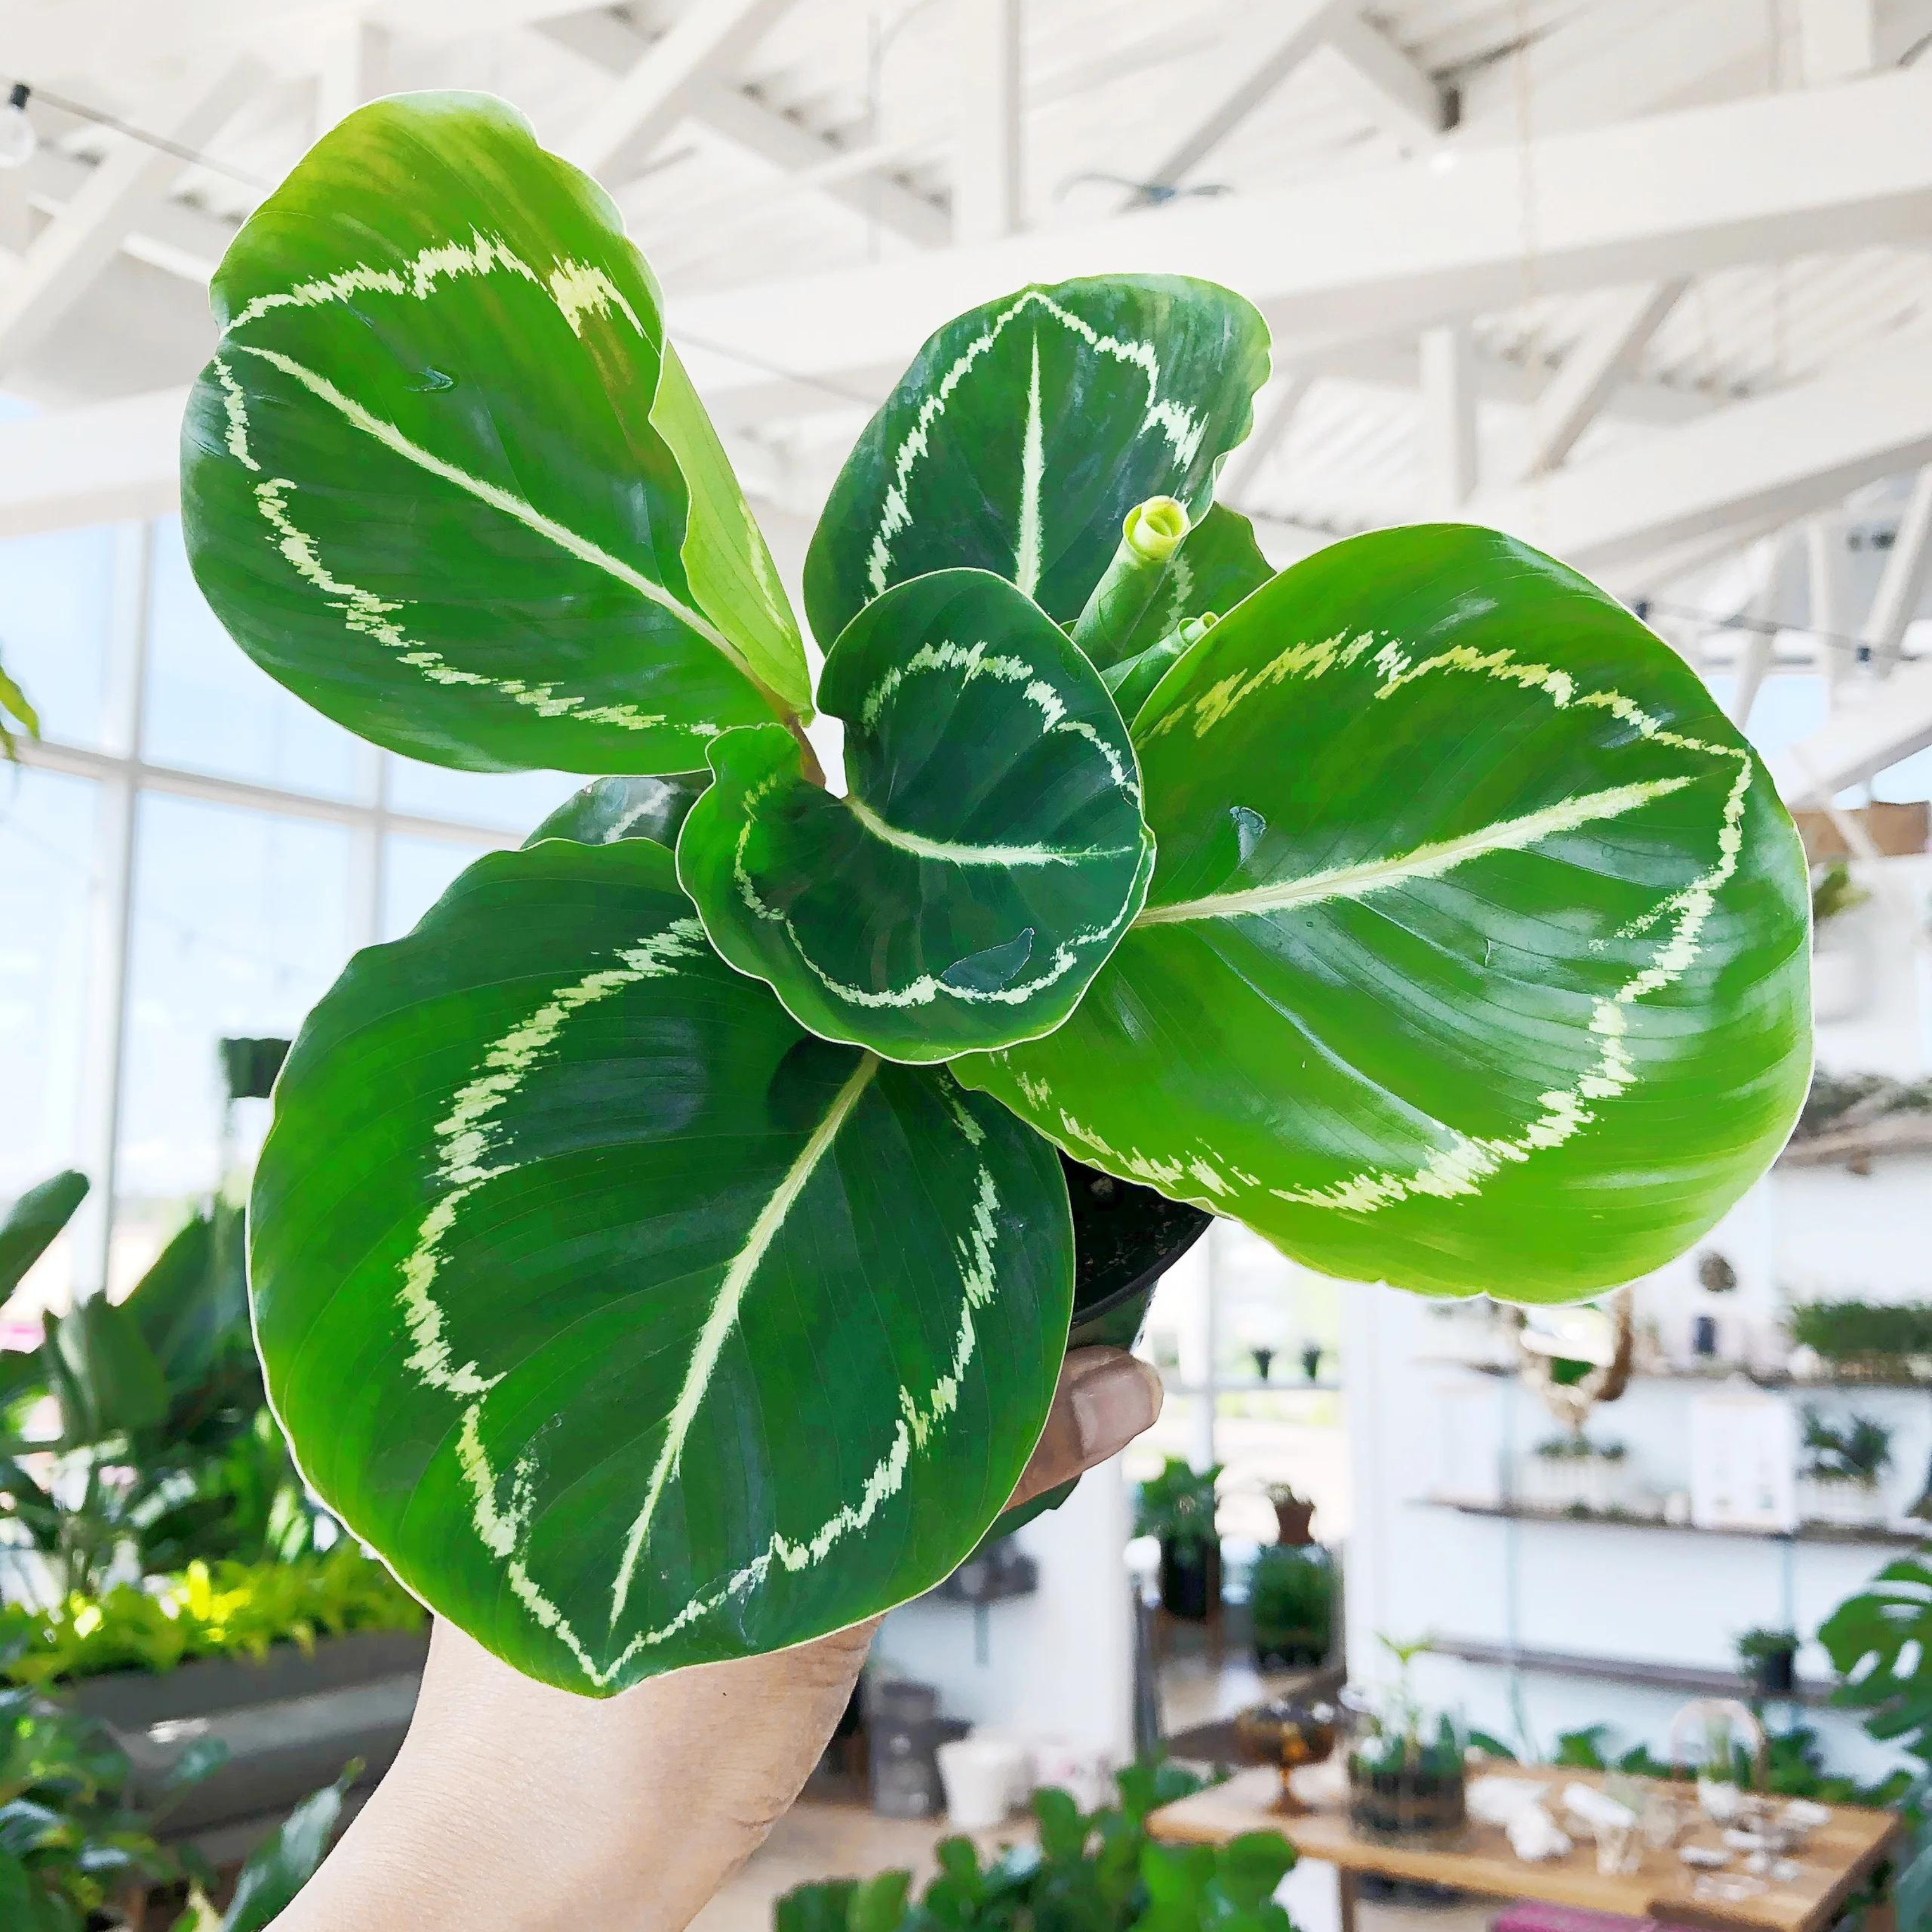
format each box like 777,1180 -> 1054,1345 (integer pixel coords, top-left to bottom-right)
0,82 -> 35,169
0,76 -> 266,188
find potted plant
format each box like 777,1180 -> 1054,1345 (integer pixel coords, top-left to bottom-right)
1249,1543 -> 1334,1668
1135,1459 -> 1223,1620
172,93 -> 1810,1697
1736,1627 -> 1799,1699
1522,1435 -> 1626,1514
1798,1409 -> 1893,1527
1346,1639 -> 1467,1838
1301,1343 -> 1325,1384
1265,1482 -> 1317,1547
1788,1301 -> 1932,1381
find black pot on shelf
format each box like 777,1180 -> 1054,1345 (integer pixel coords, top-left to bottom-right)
1158,1536 -> 1220,1621
1746,1643 -> 1799,1697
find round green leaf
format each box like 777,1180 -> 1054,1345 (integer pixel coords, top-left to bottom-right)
804,276 -> 1270,646
524,772 -> 710,850
181,92 -> 809,777
960,524 -> 1811,1302
677,570 -> 1154,1062
253,837 -> 1071,1693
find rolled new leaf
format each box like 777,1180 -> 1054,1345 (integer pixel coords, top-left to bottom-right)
678,569 -> 1155,1062
253,837 -> 1072,1692
961,524 -> 1812,1302
1071,496 -> 1190,669
181,93 -> 811,777
804,276 -> 1270,646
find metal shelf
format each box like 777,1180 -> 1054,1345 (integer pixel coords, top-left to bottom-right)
1428,1635 -> 1835,1707
1419,1357 -> 1932,1393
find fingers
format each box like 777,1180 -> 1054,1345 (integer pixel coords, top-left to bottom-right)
1008,1347 -> 1164,1512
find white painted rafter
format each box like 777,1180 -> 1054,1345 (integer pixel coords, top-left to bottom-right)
1860,467 -> 1932,670
1468,338 -> 1932,574
1314,9 -> 1447,147
675,72 -> 1932,390
0,58 -> 259,377
954,0 -> 1025,243
1798,0 -> 1879,84
1419,322 -> 1476,512
1773,663 -> 1932,805
561,0 -> 805,179
1219,374 -> 1313,504
1515,279 -> 1687,480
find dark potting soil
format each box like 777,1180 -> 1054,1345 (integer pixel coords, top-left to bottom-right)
1063,1152 -> 1211,1312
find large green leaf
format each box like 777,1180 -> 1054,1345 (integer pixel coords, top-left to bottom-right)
961,524 -> 1811,1301
1820,1551 -> 1932,1761
803,276 -> 1270,647
254,837 -> 1071,1692
181,92 -> 809,778
678,570 -> 1153,1062
0,1174 -> 88,1304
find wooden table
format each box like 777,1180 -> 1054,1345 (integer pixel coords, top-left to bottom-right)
1148,1767 -> 1903,1932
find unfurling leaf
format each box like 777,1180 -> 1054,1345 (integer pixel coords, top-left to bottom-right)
679,569 -> 1153,1062
252,838 -> 1071,1692
181,93 -> 809,779
804,275 -> 1270,646
962,524 -> 1811,1301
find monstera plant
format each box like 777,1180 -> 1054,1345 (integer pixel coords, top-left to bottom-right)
178,94 -> 1811,1697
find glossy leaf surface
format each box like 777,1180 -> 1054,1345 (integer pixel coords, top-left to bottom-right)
181,93 -> 808,778
253,837 -> 1071,1692
0,1172 -> 87,1302
962,525 -> 1811,1301
804,277 -> 1270,646
679,570 -> 1153,1061
526,771 -> 710,850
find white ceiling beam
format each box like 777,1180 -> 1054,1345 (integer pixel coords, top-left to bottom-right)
1419,322 -> 1476,513
1773,661 -> 1932,804
1467,338 -> 1932,574
1219,373 -> 1313,503
315,18 -> 391,131
537,13 -> 949,248
1859,466 -> 1932,670
562,0 -> 805,179
674,72 -> 1932,390
1514,279 -> 1687,481
0,59 -> 258,377
1314,9 -> 1448,147
1807,516 -> 1849,690
954,0 -> 1025,243
1728,574 -> 1777,726
15,147 -> 233,283
1798,0 -> 1879,84
1133,1 -> 1342,200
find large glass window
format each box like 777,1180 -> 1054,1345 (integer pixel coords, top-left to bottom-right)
0,528 -> 116,749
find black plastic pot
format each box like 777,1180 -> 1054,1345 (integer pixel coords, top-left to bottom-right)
1347,1757 -> 1467,1839
1158,1538 -> 1220,1620
1254,1630 -> 1330,1670
1746,1645 -> 1798,1697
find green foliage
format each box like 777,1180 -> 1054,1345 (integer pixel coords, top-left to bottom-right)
1811,860 -> 1870,927
1789,1302 -> 1932,1365
773,1763 -> 1294,1932
0,651 -> 40,763
170,1764 -> 357,1932
1348,1638 -> 1461,1780
1135,1460 -> 1222,1553
0,1683 -> 204,1930
1532,1435 -> 1625,1461
177,92 -> 1814,1692
1546,1718 -> 1909,1807
0,1546 -> 423,1690
1248,1546 -> 1334,1662
1801,1409 -> 1894,1485
0,1175 -> 88,1305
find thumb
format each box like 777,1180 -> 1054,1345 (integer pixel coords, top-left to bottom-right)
1008,1347 -> 1165,1511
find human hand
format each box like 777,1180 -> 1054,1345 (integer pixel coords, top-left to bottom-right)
271,1346 -> 1164,1932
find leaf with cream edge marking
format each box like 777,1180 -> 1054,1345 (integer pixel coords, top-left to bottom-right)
181,93 -> 810,778
959,524 -> 1812,1302
526,771 -> 710,850
251,836 -> 1070,1693
804,276 -> 1271,648
678,570 -> 1155,1063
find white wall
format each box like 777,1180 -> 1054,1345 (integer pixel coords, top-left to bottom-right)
1344,852 -> 1931,1780
874,1454 -> 1136,1762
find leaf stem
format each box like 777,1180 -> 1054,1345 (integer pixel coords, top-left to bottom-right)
785,714 -> 827,789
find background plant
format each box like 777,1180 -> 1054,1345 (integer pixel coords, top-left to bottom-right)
1247,1546 -> 1334,1666
1802,1410 -> 1894,1486
1789,1303 -> 1932,1365
1133,1461 -> 1222,1554
773,1763 -> 1297,1932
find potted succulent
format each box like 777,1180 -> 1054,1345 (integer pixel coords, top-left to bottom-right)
1522,1435 -> 1626,1515
1797,1409 -> 1893,1528
1249,1543 -> 1335,1668
1735,1626 -> 1799,1699
1135,1459 -> 1223,1621
174,93 -> 1809,1697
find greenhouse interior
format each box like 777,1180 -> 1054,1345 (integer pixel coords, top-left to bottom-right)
2,1 -> 1931,1929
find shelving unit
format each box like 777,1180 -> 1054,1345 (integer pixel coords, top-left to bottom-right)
1423,1495 -> 1923,1548
1425,1635 -> 1835,1708
1423,1356 -> 1932,1394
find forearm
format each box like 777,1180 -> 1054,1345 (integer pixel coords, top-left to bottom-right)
274,1617 -> 872,1932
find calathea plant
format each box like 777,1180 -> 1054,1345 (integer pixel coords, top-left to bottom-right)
178,94 -> 1811,1697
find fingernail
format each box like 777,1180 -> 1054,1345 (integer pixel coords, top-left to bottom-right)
1069,1357 -> 1163,1463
